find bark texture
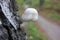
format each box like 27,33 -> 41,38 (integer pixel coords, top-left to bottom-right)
0,0 -> 27,40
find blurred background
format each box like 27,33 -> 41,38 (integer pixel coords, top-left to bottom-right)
16,0 -> 60,40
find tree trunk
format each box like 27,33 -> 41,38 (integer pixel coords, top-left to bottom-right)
0,0 -> 27,40
39,0 -> 45,10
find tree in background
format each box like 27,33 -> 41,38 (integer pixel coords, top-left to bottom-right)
39,0 -> 45,10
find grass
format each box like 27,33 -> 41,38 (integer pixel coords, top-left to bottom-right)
27,22 -> 47,40
45,11 -> 60,21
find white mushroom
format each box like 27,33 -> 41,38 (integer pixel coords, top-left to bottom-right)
22,8 -> 38,22
20,8 -> 38,28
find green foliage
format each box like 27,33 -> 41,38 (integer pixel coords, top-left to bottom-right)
17,0 -> 60,9
16,0 -> 39,8
16,0 -> 23,8
43,0 -> 52,8
45,11 -> 60,21
44,0 -> 60,9
27,22 -> 47,40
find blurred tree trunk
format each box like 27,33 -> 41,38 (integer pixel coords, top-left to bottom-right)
39,0 -> 45,10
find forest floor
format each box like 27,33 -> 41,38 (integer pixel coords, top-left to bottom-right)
38,8 -> 60,26
36,9 -> 60,40
19,8 -> 60,40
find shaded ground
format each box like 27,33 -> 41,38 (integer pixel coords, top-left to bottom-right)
37,9 -> 60,40
37,15 -> 60,40
38,8 -> 60,26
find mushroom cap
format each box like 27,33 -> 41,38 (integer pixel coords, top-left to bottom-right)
22,8 -> 38,22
